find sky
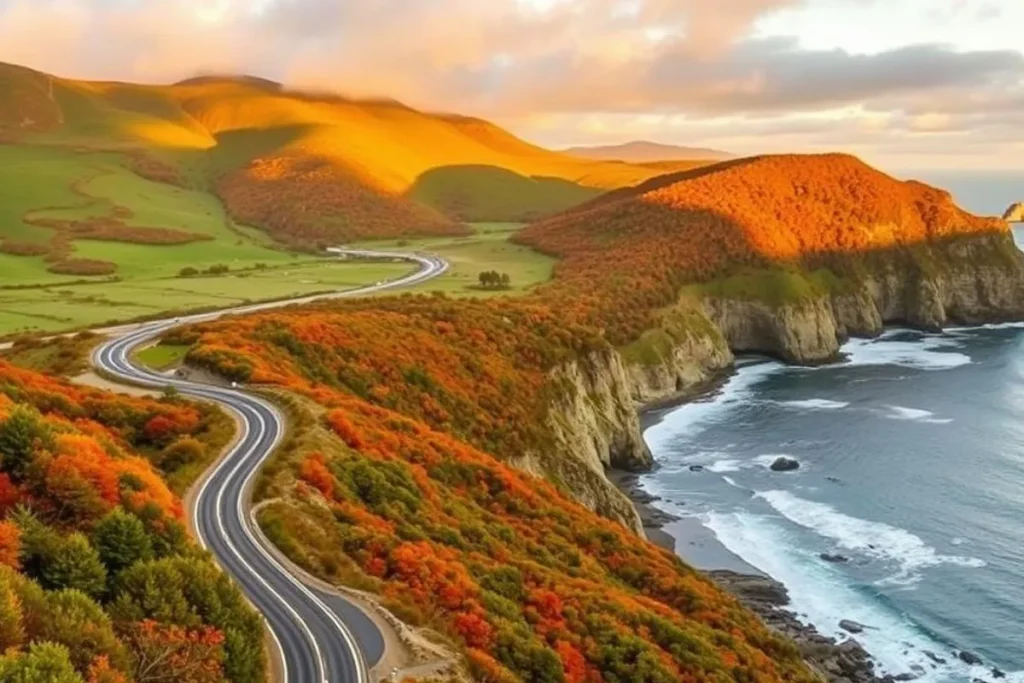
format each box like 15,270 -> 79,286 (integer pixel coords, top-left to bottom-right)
0,0 -> 1021,171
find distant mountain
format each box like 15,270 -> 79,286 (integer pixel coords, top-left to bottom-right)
0,61 -> 709,248
562,140 -> 734,163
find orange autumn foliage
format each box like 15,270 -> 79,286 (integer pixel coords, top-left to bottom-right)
181,308 -> 814,681
216,153 -> 468,249
0,361 -> 259,682
0,521 -> 20,569
120,620 -> 225,683
298,453 -> 334,499
517,153 -> 1009,343
171,154 -> 1013,681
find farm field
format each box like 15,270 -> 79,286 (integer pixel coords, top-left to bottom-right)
0,146 -> 415,335
0,259 -> 412,335
354,222 -> 555,296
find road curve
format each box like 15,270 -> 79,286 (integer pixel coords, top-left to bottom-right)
92,251 -> 449,683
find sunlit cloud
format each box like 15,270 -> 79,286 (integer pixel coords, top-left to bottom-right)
0,0 -> 1020,169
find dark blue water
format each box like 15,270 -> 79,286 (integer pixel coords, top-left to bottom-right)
642,328 -> 1024,681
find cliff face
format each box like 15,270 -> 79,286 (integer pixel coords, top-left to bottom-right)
1004,203 -> 1024,222
703,234 -> 1024,363
534,313 -> 733,532
625,317 -> 734,405
513,347 -> 651,533
540,232 -> 1024,535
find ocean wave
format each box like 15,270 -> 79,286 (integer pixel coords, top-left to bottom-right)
881,405 -> 953,425
704,510 -> 1020,682
841,336 -> 972,371
755,490 -> 985,584
705,459 -> 743,473
774,398 -> 850,410
643,361 -> 782,448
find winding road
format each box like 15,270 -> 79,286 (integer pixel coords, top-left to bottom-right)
91,250 -> 449,683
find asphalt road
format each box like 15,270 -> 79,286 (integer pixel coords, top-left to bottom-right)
91,251 -> 449,683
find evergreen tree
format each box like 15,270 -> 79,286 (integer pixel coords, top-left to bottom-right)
93,508 -> 154,574
0,642 -> 84,683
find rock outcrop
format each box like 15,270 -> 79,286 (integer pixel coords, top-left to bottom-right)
771,457 -> 801,472
709,571 -> 887,683
537,233 -> 1024,536
703,233 -> 1024,363
624,309 -> 734,405
521,347 -> 651,533
1003,203 -> 1024,222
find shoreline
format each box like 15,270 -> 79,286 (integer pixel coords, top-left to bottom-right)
613,360 -> 897,683
615,337 -> 1019,683
611,465 -> 890,683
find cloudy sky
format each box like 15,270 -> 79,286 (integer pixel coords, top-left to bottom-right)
0,0 -> 1021,171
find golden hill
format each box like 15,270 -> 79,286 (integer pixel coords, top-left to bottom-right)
517,153 -> 1010,342
0,62 -> 709,245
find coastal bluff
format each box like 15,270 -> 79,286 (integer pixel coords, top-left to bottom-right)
538,227 -> 1024,533
1004,202 -> 1024,222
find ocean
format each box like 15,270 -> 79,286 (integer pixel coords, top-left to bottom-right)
639,227 -> 1024,682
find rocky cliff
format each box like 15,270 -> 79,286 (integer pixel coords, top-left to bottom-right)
514,346 -> 652,533
1004,203 -> 1024,222
703,233 -> 1024,363
540,232 -> 1024,534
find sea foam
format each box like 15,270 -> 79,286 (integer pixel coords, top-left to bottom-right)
841,335 -> 971,371
882,405 -> 954,424
775,398 -> 850,410
704,510 -> 1021,682
755,490 -> 985,584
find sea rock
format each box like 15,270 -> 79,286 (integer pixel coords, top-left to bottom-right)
707,573 -> 888,682
959,651 -> 983,666
821,553 -> 850,563
992,668 -> 1006,679
689,464 -> 705,472
1003,202 -> 1024,222
771,456 -> 801,472
839,620 -> 866,634
892,674 -> 917,682
923,651 -> 947,665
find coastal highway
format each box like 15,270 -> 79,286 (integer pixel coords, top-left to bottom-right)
91,250 -> 449,683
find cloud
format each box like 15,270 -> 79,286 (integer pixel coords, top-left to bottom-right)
0,0 -> 1021,168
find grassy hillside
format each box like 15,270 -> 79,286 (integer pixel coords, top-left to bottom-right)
0,60 -> 711,334
0,62 -> 708,246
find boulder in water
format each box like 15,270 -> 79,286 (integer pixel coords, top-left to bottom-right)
770,457 -> 800,472
958,650 -> 983,666
820,553 -> 850,563
839,620 -> 865,634
689,464 -> 705,472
